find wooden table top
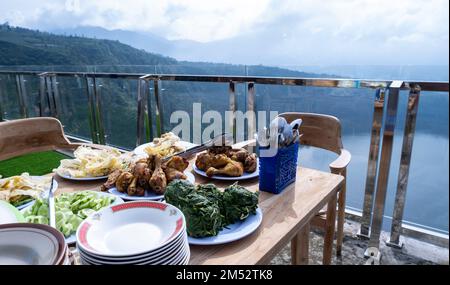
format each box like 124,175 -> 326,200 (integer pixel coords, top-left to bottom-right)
51,160 -> 344,265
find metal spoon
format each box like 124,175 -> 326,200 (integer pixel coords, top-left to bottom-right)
48,178 -> 57,229
290,119 -> 303,131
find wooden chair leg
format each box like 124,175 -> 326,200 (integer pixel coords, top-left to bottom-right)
291,223 -> 310,265
336,182 -> 346,256
322,192 -> 337,265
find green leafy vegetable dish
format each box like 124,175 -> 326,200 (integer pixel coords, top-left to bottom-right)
165,180 -> 259,238
23,191 -> 116,237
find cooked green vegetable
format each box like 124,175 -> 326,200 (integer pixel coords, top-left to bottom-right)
222,183 -> 259,225
164,180 -> 259,238
181,192 -> 223,237
23,191 -> 115,237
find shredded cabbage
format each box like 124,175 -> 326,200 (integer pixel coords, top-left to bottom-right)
23,191 -> 115,237
53,145 -> 129,178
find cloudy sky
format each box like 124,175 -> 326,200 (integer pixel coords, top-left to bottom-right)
0,0 -> 448,66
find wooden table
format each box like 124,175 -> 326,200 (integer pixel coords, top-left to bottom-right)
52,160 -> 344,265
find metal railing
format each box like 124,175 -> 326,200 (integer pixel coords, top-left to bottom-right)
0,70 -> 448,253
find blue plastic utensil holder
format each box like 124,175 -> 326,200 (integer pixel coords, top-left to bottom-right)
258,142 -> 299,194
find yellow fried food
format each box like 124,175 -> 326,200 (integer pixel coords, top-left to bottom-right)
53,146 -> 127,178
144,132 -> 185,158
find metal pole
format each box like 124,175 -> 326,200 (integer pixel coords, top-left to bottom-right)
365,81 -> 403,257
85,76 -> 98,144
247,82 -> 256,138
144,80 -> 152,142
387,84 -> 421,248
153,79 -> 163,137
51,76 -> 61,119
359,88 -> 386,238
39,74 -> 47,116
15,75 -> 28,118
92,76 -> 106,145
229,81 -> 236,140
45,76 -> 56,116
19,75 -> 29,118
136,77 -> 150,146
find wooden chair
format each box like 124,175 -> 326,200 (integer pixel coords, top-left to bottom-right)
0,117 -> 112,161
278,112 -> 351,265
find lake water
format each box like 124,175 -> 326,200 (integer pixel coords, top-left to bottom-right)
298,132 -> 449,233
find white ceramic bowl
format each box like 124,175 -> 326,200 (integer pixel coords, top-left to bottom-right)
0,223 -> 65,265
76,201 -> 186,257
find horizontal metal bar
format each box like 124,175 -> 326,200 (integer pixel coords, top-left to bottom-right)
345,208 -> 449,249
0,71 -> 447,92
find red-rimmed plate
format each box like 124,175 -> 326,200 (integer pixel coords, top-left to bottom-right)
0,223 -> 66,265
76,201 -> 185,257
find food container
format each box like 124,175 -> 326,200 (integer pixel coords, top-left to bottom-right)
258,141 -> 299,194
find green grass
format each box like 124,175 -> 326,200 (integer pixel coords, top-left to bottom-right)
0,151 -> 70,178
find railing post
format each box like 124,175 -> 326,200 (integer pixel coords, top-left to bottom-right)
229,81 -> 236,140
365,80 -> 403,258
247,82 -> 256,138
136,75 -> 152,146
85,75 -> 99,144
44,75 -> 56,117
153,78 -> 163,138
387,84 -> 422,248
359,88 -> 386,238
93,76 -> 106,145
15,75 -> 28,118
39,73 -> 47,116
50,75 -> 62,119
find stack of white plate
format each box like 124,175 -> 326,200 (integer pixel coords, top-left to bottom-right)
76,201 -> 189,265
0,223 -> 69,265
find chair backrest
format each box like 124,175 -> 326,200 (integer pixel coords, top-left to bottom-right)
278,112 -> 344,154
0,117 -> 74,160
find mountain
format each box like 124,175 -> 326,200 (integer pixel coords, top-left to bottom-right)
0,25 -> 176,66
1,24 -> 329,78
49,26 -> 175,57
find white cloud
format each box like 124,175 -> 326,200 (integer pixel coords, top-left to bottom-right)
0,0 -> 448,65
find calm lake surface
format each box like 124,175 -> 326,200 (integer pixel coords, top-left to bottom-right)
298,132 -> 449,233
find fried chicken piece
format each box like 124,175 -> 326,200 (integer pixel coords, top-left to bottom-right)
164,167 -> 187,183
164,156 -> 189,172
244,153 -> 257,173
162,156 -> 188,183
206,158 -> 244,177
195,152 -> 212,171
115,172 -> 133,193
101,169 -> 123,192
127,177 -> 138,196
210,154 -> 231,168
230,148 -> 249,162
208,146 -> 232,155
133,162 -> 152,188
135,186 -> 145,196
147,155 -> 155,171
149,154 -> 167,194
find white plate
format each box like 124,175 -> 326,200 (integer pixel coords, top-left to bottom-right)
56,173 -> 109,181
134,141 -> 197,156
188,208 -> 263,245
15,177 -> 57,210
76,201 -> 186,257
107,171 -> 195,201
21,191 -> 124,244
79,234 -> 189,265
192,160 -> 259,181
0,225 -> 65,265
77,229 -> 186,262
